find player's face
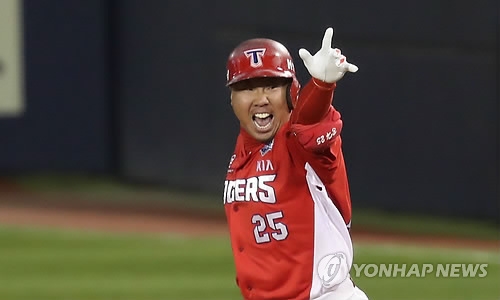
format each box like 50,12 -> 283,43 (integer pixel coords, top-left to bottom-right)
230,77 -> 291,143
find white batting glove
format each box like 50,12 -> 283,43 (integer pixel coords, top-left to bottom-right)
299,27 -> 358,83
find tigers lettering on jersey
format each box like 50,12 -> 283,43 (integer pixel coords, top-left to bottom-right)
223,175 -> 277,204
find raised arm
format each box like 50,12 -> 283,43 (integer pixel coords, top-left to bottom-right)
290,78 -> 336,125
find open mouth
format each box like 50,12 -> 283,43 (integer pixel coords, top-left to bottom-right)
252,113 -> 274,131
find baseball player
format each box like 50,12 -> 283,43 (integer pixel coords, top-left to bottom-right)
223,27 -> 368,300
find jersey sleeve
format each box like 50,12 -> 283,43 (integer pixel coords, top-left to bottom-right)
290,107 -> 343,157
290,78 -> 336,125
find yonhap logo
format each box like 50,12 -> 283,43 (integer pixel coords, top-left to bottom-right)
318,252 -> 349,288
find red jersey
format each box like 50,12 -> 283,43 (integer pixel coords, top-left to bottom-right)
223,79 -> 354,300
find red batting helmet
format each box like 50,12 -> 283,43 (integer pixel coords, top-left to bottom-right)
226,38 -> 300,109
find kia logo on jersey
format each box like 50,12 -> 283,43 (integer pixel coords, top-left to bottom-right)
244,48 -> 266,67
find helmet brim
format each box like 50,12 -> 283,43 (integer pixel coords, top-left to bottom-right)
227,69 -> 294,86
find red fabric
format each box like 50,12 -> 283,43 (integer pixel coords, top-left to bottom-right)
290,108 -> 343,153
290,78 -> 336,125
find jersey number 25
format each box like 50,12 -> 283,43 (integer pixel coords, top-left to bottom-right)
251,211 -> 289,244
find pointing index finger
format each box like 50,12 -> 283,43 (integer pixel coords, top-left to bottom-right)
321,27 -> 334,51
